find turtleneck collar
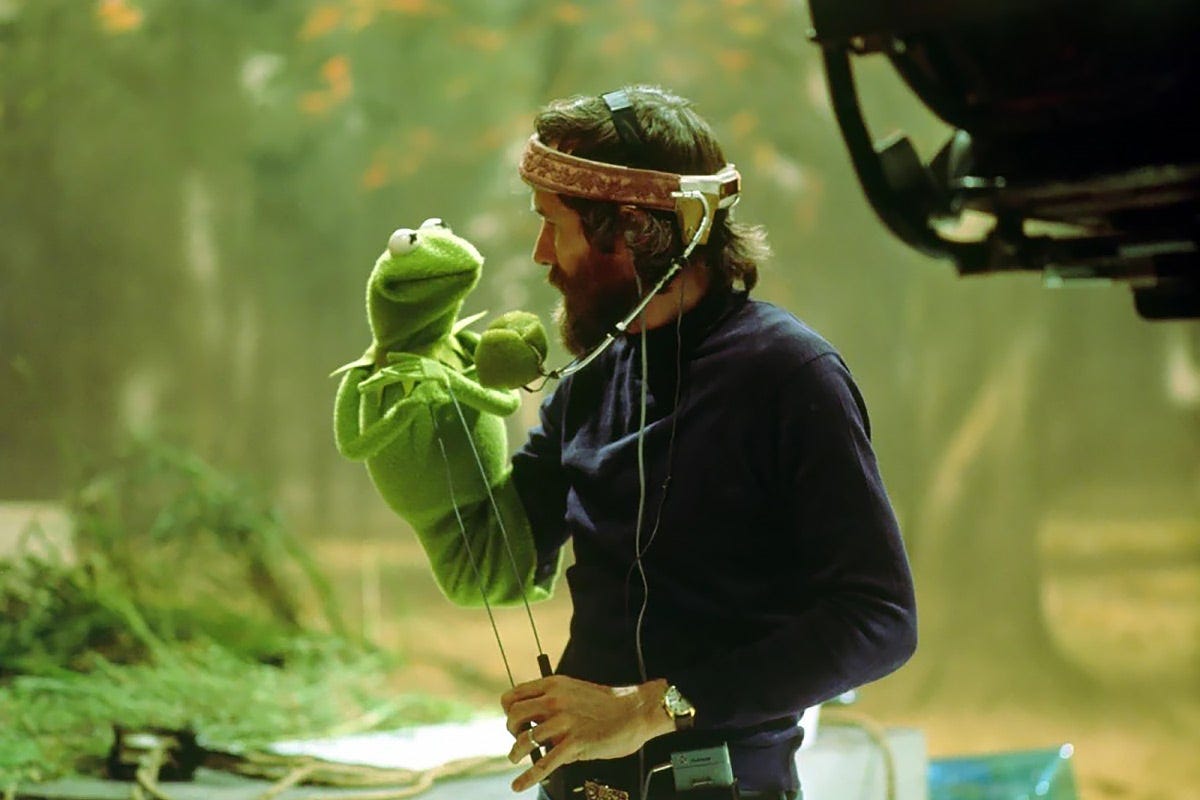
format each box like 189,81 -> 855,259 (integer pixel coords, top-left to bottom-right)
624,285 -> 747,357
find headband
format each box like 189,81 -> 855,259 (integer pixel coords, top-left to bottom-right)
518,134 -> 742,244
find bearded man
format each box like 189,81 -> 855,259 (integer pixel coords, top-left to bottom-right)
492,85 -> 918,800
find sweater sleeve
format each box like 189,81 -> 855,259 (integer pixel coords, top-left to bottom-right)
669,354 -> 917,729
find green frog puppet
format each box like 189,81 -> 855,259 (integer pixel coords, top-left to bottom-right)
332,218 -> 555,606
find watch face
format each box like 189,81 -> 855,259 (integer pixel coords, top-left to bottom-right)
665,686 -> 694,716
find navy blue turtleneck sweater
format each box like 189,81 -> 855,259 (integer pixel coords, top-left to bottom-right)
511,289 -> 917,795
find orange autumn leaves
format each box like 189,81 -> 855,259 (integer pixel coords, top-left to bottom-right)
299,55 -> 352,116
96,0 -> 143,34
296,1 -> 454,118
360,128 -> 435,191
290,0 -> 800,197
299,0 -> 442,41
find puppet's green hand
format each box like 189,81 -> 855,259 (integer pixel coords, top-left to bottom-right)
356,354 -> 457,408
357,365 -> 415,397
355,354 -> 444,399
386,352 -> 450,384
476,311 -> 548,389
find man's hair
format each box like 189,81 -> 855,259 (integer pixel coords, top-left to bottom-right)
533,85 -> 767,292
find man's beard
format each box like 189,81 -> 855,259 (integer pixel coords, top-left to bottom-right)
549,252 -> 642,358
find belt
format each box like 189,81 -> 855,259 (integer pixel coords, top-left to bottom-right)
539,785 -> 797,800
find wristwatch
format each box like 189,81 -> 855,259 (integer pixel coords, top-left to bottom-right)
661,684 -> 696,731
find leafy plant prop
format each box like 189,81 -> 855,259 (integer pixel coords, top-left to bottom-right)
0,438 -> 469,788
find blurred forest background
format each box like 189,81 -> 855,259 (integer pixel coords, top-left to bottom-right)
1,0 -> 1198,797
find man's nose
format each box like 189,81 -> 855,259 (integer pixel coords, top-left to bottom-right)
532,222 -> 554,267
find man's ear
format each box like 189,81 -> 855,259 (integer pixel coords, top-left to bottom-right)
617,205 -> 653,254
617,204 -> 648,236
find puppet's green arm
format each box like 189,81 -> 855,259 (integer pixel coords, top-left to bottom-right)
417,471 -> 561,608
378,352 -> 519,417
442,370 -> 520,417
333,366 -> 419,461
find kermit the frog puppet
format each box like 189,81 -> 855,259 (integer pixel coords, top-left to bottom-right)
333,218 -> 555,606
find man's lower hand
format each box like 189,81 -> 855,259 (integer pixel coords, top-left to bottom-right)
500,675 -> 673,793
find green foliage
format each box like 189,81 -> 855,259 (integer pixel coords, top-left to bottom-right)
0,547 -> 162,676
67,437 -> 348,648
0,436 -> 354,676
0,639 -> 472,786
0,439 -> 469,786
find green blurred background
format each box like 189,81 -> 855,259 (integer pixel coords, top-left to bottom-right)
1,1 -> 1197,796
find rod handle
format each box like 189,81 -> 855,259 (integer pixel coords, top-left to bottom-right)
522,654 -> 554,765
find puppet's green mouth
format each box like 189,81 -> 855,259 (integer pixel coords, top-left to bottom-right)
378,271 -> 477,294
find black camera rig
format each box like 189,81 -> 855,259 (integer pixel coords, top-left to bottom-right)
807,0 -> 1200,319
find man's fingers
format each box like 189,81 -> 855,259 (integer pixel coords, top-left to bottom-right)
506,725 -> 541,763
504,695 -> 549,734
501,677 -> 554,711
510,733 -> 576,793
505,696 -> 550,736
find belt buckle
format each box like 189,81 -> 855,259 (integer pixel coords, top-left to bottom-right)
576,779 -> 630,800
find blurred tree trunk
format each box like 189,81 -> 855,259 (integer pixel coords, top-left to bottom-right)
898,282 -> 1095,700
1,4 -> 126,495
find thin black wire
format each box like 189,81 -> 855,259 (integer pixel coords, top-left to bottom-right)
631,271 -> 651,684
444,382 -> 546,657
632,270 -> 688,800
431,409 -> 515,687
638,268 -> 687,558
632,268 -> 687,684
642,762 -> 674,800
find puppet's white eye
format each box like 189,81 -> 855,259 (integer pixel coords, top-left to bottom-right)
420,217 -> 447,230
387,228 -> 419,256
